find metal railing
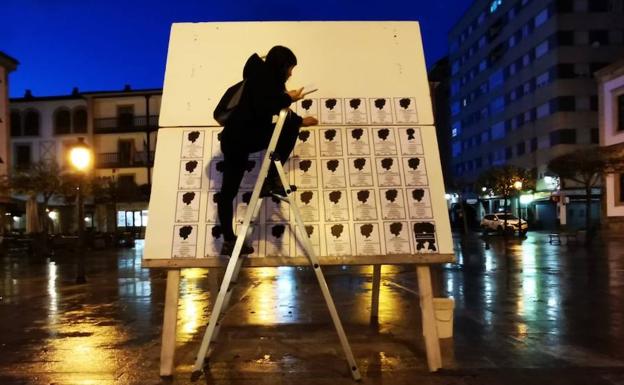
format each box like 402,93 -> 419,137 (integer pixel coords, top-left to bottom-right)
94,115 -> 158,133
95,151 -> 155,168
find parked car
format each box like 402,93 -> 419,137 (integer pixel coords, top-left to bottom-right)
481,213 -> 528,235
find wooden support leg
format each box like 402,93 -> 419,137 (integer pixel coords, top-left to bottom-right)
160,269 -> 181,377
370,265 -> 381,322
416,265 -> 442,372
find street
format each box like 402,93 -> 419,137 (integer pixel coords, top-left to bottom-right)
1,232 -> 624,384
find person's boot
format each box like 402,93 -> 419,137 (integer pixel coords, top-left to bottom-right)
220,237 -> 254,256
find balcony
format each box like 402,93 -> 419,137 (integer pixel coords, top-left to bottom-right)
96,151 -> 155,168
94,115 -> 159,134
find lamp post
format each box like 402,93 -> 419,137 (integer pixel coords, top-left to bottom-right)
513,180 -> 523,238
69,138 -> 93,284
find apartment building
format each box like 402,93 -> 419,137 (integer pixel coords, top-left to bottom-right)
597,59 -> 624,233
449,0 -> 624,228
8,87 -> 161,235
0,52 -> 18,231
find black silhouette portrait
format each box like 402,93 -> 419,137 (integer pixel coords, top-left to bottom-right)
324,129 -> 337,141
185,160 -> 198,173
374,98 -> 386,110
406,128 -> 415,140
212,192 -> 220,203
271,224 -> 286,239
385,189 -> 398,202
331,224 -> 344,238
325,99 -> 337,110
412,189 -> 425,202
305,225 -> 314,237
414,222 -> 437,251
300,191 -> 314,205
353,158 -> 366,171
245,160 -> 256,172
360,224 -> 374,238
211,225 -> 223,239
357,190 -> 370,203
179,226 -> 193,240
188,131 -> 200,143
390,222 -> 403,237
242,191 -> 252,204
182,192 -> 195,205
326,159 -> 339,172
377,128 -> 390,141
381,158 -> 394,171
329,191 -> 342,204
215,160 -> 224,173
399,98 -> 411,109
302,99 -> 313,111
351,128 -> 364,140
349,98 -> 361,110
408,158 -> 420,170
298,130 -> 310,142
299,160 -> 312,172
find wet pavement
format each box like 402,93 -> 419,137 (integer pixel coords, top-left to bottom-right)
1,231 -> 624,384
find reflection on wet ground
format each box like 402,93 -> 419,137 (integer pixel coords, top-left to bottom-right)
1,232 -> 624,384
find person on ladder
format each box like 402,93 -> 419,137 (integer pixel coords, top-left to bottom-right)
217,45 -> 318,256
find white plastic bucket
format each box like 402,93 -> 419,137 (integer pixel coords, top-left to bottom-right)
432,297 -> 455,339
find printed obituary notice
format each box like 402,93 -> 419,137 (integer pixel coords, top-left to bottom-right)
297,98 -> 319,119
354,222 -> 382,255
320,128 -> 343,157
175,191 -> 200,223
322,158 -> 347,189
324,223 -> 352,256
211,129 -> 223,159
172,225 -> 197,258
265,195 -> 290,222
181,130 -> 205,158
240,158 -> 261,189
380,188 -> 406,220
394,97 -> 418,123
178,159 -> 203,190
265,223 -> 291,257
346,127 -> 371,155
345,98 -> 369,124
398,127 -> 423,155
320,98 -> 344,125
383,221 -> 412,254
376,157 -> 401,187
297,190 -> 320,222
402,157 -> 428,186
348,157 -> 374,187
372,127 -> 397,155
294,129 -> 316,157
205,224 -> 225,256
294,158 -> 319,189
369,97 -> 393,124
351,189 -> 378,221
208,159 -> 224,190
407,188 -> 433,219
206,191 -> 220,223
324,190 -> 350,222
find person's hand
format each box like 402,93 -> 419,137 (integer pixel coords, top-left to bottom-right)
301,116 -> 318,127
287,87 -> 304,102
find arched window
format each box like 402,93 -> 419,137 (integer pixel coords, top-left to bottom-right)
10,110 -> 21,137
24,109 -> 40,136
54,108 -> 71,135
73,107 -> 87,133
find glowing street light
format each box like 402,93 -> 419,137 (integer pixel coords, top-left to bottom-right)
69,138 -> 93,284
513,180 -> 523,238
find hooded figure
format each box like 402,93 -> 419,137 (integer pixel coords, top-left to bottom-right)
217,46 -> 317,256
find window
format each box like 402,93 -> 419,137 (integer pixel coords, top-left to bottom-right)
534,8 -> 549,27
536,71 -> 550,87
24,110 -> 40,136
451,80 -> 460,96
475,157 -> 483,169
589,30 -> 609,46
537,102 -> 550,118
517,142 -> 526,156
73,107 -> 87,133
451,60 -> 460,75
117,105 -> 135,129
591,128 -> 599,144
535,40 -> 549,58
557,30 -> 575,45
452,142 -> 462,156
553,96 -> 576,112
556,0 -> 573,13
451,101 -> 461,116
489,70 -> 504,89
530,137 -> 538,152
505,146 -> 513,160
479,59 -> 488,71
618,94 -> 624,131
550,128 -> 576,146
118,139 -> 135,165
451,122 -> 461,137
557,63 -> 575,78
491,121 -> 505,140
15,144 -> 31,170
54,109 -> 71,135
619,174 -> 624,204
10,110 -> 21,137
588,0 -> 609,12
490,97 -> 505,114
490,0 -> 503,13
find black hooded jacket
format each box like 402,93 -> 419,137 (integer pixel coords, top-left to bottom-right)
220,53 -> 303,154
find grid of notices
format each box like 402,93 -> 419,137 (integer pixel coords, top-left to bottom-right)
166,96 -> 438,259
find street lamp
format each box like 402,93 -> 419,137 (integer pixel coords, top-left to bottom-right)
69,138 -> 93,284
513,180 -> 523,238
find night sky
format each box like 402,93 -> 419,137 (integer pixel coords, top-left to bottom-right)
1,0 -> 472,98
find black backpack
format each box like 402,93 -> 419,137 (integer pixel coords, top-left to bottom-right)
213,80 -> 246,126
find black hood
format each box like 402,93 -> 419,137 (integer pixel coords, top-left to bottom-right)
242,53 -> 264,80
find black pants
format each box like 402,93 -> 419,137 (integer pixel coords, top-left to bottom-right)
217,116 -> 300,241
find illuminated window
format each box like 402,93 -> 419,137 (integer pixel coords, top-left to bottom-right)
490,0 -> 503,13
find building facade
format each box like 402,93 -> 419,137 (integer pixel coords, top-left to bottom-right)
449,0 -> 624,228
597,59 -> 624,233
0,52 -> 19,231
8,87 -> 161,235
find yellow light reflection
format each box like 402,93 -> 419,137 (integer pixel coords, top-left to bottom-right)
179,269 -> 209,339
47,262 -> 58,325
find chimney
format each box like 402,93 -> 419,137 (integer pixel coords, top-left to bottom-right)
72,87 -> 80,96
123,84 -> 132,92
24,89 -> 33,99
